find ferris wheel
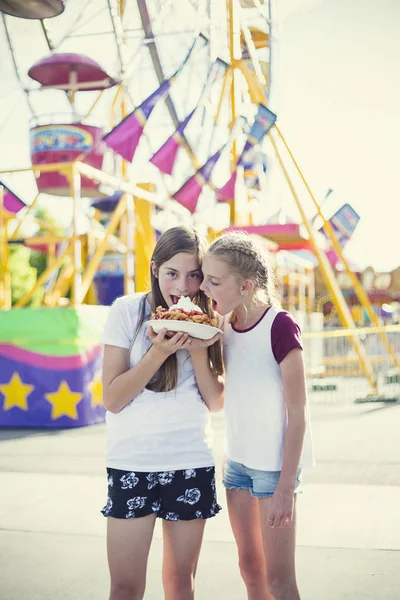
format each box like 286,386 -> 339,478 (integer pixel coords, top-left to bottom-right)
0,0 -> 272,225
0,0 -> 273,311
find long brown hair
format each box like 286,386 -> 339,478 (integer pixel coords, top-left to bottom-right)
134,226 -> 223,392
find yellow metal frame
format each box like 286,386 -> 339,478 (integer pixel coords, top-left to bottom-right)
134,184 -> 156,292
0,187 -> 12,309
268,130 -> 378,393
274,126 -> 399,370
0,160 -> 161,309
219,4 -> 392,393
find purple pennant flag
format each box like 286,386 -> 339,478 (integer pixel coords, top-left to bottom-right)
244,170 -> 260,190
217,105 -> 276,201
173,147 -> 224,213
103,79 -> 171,162
217,142 -> 254,201
150,58 -> 228,176
103,34 -> 208,163
217,171 -> 237,201
240,142 -> 260,170
243,148 -> 266,190
150,109 -> 196,175
216,142 -> 253,200
248,104 -> 277,144
0,181 -> 26,214
320,203 -> 360,249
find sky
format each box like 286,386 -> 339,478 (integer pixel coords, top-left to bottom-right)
0,0 -> 399,271
272,0 -> 400,271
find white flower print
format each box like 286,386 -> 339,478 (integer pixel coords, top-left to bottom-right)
211,475 -> 216,491
209,500 -> 219,517
177,488 -> 201,505
205,467 -> 213,472
147,472 -> 158,490
107,474 -> 114,487
158,471 -> 175,486
127,496 -> 147,510
126,511 -> 135,519
195,511 -> 202,518
152,500 -> 161,512
103,497 -> 113,515
120,472 -> 139,489
184,469 -> 196,479
165,512 -> 179,521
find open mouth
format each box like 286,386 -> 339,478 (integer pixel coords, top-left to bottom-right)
170,295 -> 181,305
211,299 -> 217,311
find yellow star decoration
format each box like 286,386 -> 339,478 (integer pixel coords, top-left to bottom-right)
45,381 -> 83,421
88,374 -> 103,407
0,372 -> 34,412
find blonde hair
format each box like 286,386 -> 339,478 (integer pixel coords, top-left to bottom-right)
207,230 -> 279,309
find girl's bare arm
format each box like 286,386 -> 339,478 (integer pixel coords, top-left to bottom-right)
278,347 -> 307,492
189,339 -> 224,412
266,348 -> 307,528
102,329 -> 191,413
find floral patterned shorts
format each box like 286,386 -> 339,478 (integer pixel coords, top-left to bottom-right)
101,466 -> 222,521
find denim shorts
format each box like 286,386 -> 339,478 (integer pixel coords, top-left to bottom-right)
222,458 -> 303,499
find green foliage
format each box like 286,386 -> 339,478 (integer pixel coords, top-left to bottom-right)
9,245 -> 43,307
29,206 -> 64,279
33,206 -> 64,234
7,205 -> 64,306
29,248 -> 47,281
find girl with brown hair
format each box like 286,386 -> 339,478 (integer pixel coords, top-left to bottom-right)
101,226 -> 224,600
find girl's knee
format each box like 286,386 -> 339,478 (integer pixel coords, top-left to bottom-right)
267,570 -> 298,599
110,579 -> 145,600
238,553 -> 266,586
163,568 -> 195,595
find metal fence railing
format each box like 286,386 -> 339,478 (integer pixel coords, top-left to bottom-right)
302,325 -> 400,404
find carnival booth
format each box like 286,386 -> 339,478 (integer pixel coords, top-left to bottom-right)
0,306 -> 107,428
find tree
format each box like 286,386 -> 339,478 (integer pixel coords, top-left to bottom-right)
29,206 -> 64,280
9,245 -> 43,307
7,205 -> 64,306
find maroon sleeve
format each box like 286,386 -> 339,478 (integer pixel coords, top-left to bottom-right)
271,311 -> 303,364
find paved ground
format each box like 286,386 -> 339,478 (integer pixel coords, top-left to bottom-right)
1,400 -> 400,599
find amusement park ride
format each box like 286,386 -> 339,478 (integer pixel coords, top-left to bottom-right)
0,0 -> 398,428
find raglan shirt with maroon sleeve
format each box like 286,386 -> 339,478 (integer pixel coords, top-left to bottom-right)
271,310 -> 303,364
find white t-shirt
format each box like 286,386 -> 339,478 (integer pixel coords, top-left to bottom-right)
101,293 -> 214,472
223,306 -> 315,471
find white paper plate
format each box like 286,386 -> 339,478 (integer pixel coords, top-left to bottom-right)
145,319 -> 222,340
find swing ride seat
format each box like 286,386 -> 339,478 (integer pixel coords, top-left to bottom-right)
27,53 -> 116,197
30,122 -> 106,197
28,53 -> 116,90
0,0 -> 65,19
